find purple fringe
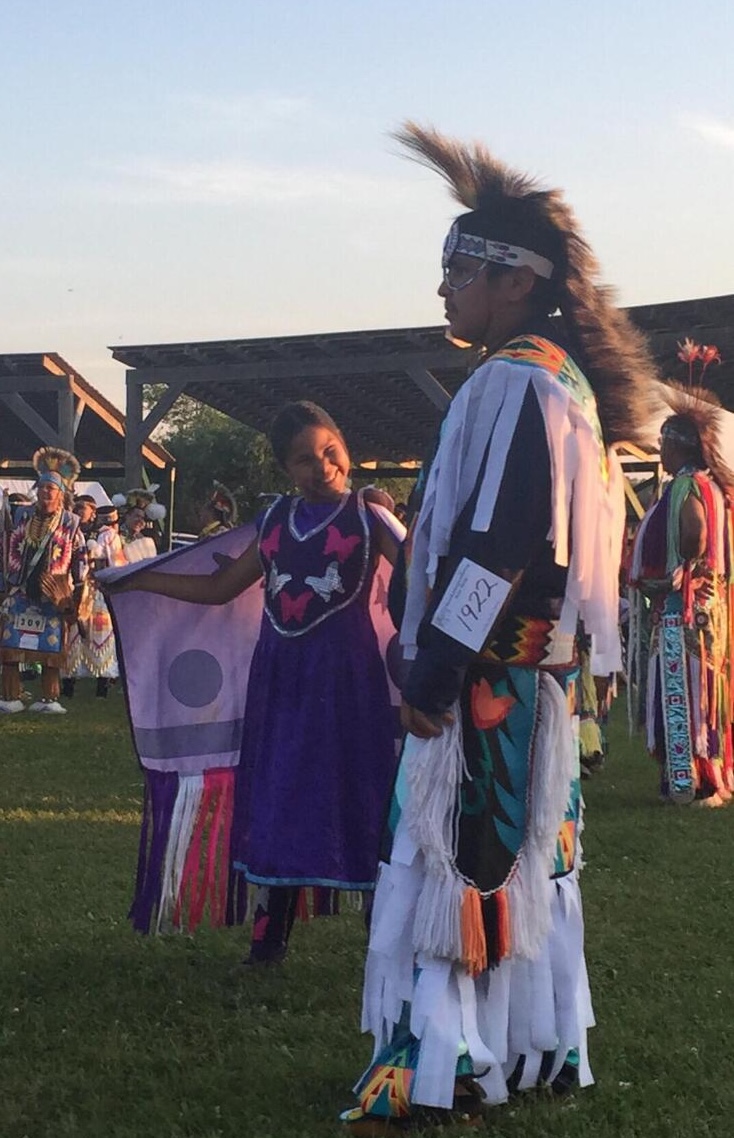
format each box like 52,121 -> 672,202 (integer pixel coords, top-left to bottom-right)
128,770 -> 179,934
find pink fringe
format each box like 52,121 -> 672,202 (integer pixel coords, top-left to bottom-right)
174,769 -> 235,933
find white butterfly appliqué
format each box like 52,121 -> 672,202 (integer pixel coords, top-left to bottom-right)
268,561 -> 292,596
305,560 -> 345,603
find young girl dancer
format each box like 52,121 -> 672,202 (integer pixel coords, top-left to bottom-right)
118,401 -> 403,962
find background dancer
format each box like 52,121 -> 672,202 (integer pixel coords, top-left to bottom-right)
0,448 -> 87,714
63,504 -> 128,699
198,482 -> 238,539
629,366 -> 734,806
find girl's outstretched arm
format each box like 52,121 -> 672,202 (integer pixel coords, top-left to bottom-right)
118,537 -> 263,604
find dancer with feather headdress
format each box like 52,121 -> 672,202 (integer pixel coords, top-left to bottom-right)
341,123 -> 657,1131
628,350 -> 734,806
0,447 -> 88,713
199,482 -> 238,538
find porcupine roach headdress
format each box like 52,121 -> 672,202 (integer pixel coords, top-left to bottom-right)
661,381 -> 734,493
393,121 -> 660,446
208,481 -> 237,525
32,446 -> 80,491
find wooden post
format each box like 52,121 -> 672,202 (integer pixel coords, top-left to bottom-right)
166,464 -> 176,552
125,372 -> 144,488
405,364 -> 451,412
57,383 -> 75,452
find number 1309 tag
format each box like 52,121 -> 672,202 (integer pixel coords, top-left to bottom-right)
430,557 -> 511,652
14,609 -> 47,634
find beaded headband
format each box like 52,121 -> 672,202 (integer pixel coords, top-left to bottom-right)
442,220 -> 554,280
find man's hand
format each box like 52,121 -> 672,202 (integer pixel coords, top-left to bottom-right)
400,699 -> 455,739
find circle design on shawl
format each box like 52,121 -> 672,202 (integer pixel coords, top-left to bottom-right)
167,649 -> 223,707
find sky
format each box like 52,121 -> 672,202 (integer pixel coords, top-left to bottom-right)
1,0 -> 733,411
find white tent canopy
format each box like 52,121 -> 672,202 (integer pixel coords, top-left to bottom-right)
1,479 -> 112,506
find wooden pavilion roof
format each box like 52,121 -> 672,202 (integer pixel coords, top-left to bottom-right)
113,293 -> 734,465
0,352 -> 172,474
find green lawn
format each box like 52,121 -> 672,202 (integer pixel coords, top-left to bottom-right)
2,683 -> 734,1137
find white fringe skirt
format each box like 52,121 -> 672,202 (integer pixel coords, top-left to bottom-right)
358,818 -> 594,1110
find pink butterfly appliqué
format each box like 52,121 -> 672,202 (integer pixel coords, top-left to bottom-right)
323,525 -> 361,563
280,590 -> 312,624
260,524 -> 282,560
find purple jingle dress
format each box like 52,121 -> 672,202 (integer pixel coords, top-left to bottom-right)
231,490 -> 397,891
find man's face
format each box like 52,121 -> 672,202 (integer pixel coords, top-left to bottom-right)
659,434 -> 690,477
36,482 -> 63,515
659,423 -> 698,477
438,255 -> 515,346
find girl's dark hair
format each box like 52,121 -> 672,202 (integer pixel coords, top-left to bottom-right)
269,401 -> 346,468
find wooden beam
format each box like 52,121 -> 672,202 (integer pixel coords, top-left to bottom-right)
140,445 -> 169,470
42,354 -> 67,377
141,381 -> 187,436
0,374 -> 66,395
125,349 -> 465,387
58,387 -> 75,451
124,374 -> 145,488
0,392 -> 60,447
351,467 -> 420,480
69,377 -> 126,436
622,476 -> 646,521
73,397 -> 86,437
612,440 -> 657,460
405,365 -> 451,412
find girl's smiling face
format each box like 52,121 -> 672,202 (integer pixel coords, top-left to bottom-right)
284,425 -> 350,503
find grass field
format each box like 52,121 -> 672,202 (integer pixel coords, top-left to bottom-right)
2,681 -> 734,1138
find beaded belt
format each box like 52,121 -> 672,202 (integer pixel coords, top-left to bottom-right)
481,614 -> 576,668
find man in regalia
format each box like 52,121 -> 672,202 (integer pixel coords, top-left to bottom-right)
341,123 -> 657,1131
198,482 -> 238,539
629,372 -> 734,806
0,448 -> 87,714
73,493 -> 98,539
63,504 -> 128,699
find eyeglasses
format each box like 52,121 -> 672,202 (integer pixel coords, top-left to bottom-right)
442,257 -> 490,292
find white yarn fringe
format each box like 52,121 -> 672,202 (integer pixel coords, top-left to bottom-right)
359,867 -> 594,1109
401,673 -> 575,965
155,773 -> 204,933
402,710 -> 467,961
506,673 -> 576,959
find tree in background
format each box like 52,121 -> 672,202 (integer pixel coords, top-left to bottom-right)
144,388 -> 288,533
144,387 -> 416,534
